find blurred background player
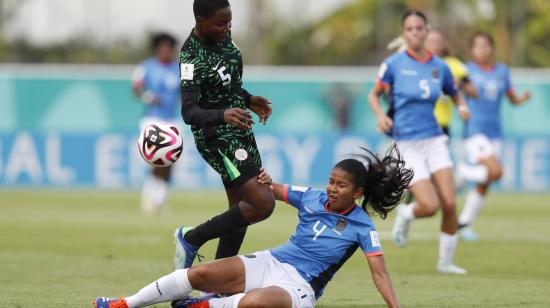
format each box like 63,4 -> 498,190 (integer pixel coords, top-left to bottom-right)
175,0 -> 274,269
368,10 -> 471,274
426,28 -> 478,136
132,33 -> 181,214
457,31 -> 530,241
94,145 -> 412,308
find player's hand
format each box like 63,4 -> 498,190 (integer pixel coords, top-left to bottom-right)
376,114 -> 393,133
458,104 -> 471,121
257,168 -> 273,190
224,108 -> 254,130
520,92 -> 531,104
248,96 -> 272,125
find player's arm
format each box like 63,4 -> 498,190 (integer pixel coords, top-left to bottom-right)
243,89 -> 272,125
367,255 -> 400,308
257,168 -> 285,201
182,86 -> 255,129
506,89 -> 530,105
131,65 -> 159,105
451,93 -> 470,121
369,63 -> 393,133
459,77 -> 479,99
443,64 -> 470,121
368,82 -> 393,133
181,85 -> 225,127
503,66 -> 530,105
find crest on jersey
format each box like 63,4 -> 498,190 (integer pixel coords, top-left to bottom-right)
335,218 -> 347,232
180,63 -> 194,80
235,149 -> 248,161
432,68 -> 439,78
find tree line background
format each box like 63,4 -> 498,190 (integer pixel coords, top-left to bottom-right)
0,0 -> 548,67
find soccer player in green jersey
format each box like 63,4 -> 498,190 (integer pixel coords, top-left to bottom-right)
174,0 -> 275,268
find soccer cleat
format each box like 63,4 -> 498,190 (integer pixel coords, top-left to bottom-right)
174,226 -> 199,269
171,294 -> 220,308
392,204 -> 411,247
437,262 -> 467,275
459,226 -> 479,242
93,297 -> 129,308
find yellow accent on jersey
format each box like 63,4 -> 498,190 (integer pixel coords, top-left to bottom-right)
434,57 -> 469,127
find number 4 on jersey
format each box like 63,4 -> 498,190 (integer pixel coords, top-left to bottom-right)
312,220 -> 327,241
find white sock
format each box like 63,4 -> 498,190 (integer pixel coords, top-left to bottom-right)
458,189 -> 486,226
458,163 -> 488,183
125,269 -> 192,308
438,232 -> 458,265
401,202 -> 416,221
141,176 -> 168,210
209,293 -> 246,308
151,176 -> 168,207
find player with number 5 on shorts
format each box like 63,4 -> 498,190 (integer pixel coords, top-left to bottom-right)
369,10 -> 471,274
94,145 -> 412,308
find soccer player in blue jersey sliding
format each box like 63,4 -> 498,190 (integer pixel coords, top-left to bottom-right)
132,33 -> 181,213
368,11 -> 471,274
94,144 -> 412,308
456,31 -> 530,241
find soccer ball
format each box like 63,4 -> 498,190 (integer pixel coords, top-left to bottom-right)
138,122 -> 183,167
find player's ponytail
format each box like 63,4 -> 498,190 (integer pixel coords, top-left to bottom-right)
335,144 -> 413,219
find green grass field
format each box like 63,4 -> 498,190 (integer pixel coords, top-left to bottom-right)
1,190 -> 549,307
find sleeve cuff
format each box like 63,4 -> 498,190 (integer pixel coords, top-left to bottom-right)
282,184 -> 289,204
243,89 -> 253,108
376,79 -> 389,90
216,109 -> 226,125
132,80 -> 144,89
364,251 -> 384,258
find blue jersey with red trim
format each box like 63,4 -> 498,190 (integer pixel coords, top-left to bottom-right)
270,185 -> 383,299
132,58 -> 180,120
376,51 -> 457,140
464,62 -> 512,139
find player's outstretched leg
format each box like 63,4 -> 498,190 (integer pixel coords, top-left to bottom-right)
95,257 -> 246,308
174,176 -> 274,269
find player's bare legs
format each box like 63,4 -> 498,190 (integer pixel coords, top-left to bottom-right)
187,257 -> 246,293
392,179 -> 438,247
476,156 -> 502,195
458,155 -> 502,240
432,168 -> 458,235
432,168 -> 465,273
392,169 -> 465,274
236,177 -> 275,223
238,286 -> 293,308
409,180 -> 441,218
94,257 -> 293,308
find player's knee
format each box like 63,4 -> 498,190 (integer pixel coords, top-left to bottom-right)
238,293 -> 265,308
440,198 -> 456,214
419,200 -> 439,217
253,193 -> 275,220
187,265 -> 210,289
488,166 -> 503,181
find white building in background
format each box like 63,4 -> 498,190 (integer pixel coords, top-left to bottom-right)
2,0 -> 353,46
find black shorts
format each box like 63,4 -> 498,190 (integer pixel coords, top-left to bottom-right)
195,132 -> 262,189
